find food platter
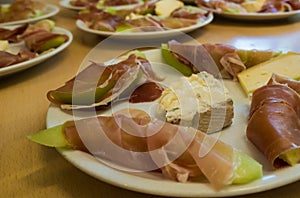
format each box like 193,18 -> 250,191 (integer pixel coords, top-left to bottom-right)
0,27 -> 73,77
46,49 -> 300,197
201,7 -> 300,20
75,12 -> 213,39
0,4 -> 60,26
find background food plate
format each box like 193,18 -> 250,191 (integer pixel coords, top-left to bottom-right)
46,49 -> 300,197
59,0 -> 144,10
202,7 -> 300,20
75,12 -> 213,39
0,27 -> 73,77
0,4 -> 60,26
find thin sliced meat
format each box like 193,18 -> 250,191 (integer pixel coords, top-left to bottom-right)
0,50 -> 37,68
167,40 -> 246,79
0,23 -> 28,43
247,74 -> 300,168
62,108 -> 238,189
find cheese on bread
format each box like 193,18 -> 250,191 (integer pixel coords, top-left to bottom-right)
158,71 -> 234,133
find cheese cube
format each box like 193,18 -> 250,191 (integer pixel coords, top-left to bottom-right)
237,52 -> 300,94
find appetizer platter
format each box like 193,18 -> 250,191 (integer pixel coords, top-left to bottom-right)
0,0 -> 60,26
0,20 -> 72,77
75,0 -> 213,38
196,0 -> 300,20
60,0 -> 144,10
29,40 -> 300,197
76,15 -> 213,39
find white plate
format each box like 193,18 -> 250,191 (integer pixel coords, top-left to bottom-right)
0,27 -> 73,77
203,7 -> 300,20
0,4 -> 60,26
76,12 -> 213,39
59,0 -> 144,11
46,49 -> 300,197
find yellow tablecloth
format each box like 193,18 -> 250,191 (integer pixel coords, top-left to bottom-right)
2,1 -> 300,197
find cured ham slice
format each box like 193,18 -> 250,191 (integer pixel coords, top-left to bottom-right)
29,108 -> 262,190
247,74 -> 300,168
166,40 -> 246,79
19,20 -> 69,53
165,40 -> 277,80
77,8 -> 125,32
0,50 -> 37,68
0,20 -> 69,53
47,54 -> 162,110
0,24 -> 28,43
21,29 -> 69,53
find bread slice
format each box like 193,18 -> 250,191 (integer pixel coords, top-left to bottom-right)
158,71 -> 234,133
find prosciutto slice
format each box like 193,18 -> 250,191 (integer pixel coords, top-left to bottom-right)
167,40 -> 246,79
0,24 -> 28,43
0,50 -> 37,68
62,108 -> 238,189
77,7 -> 125,32
166,40 -> 278,80
20,29 -> 69,53
247,74 -> 300,168
47,54 -> 161,110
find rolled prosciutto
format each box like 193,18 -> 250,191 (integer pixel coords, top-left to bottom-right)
247,74 -> 300,168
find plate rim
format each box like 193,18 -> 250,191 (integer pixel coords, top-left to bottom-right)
52,144 -> 300,197
0,26 -> 73,77
46,48 -> 300,197
0,4 -> 60,26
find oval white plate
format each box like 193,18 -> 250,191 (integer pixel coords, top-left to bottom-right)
46,49 -> 300,197
76,12 -> 213,39
60,0 -> 144,11
0,27 -> 73,77
0,4 -> 60,26
202,7 -> 300,20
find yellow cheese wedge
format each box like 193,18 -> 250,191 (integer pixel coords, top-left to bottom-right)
241,0 -> 266,13
155,0 -> 184,17
0,40 -> 9,51
237,52 -> 300,94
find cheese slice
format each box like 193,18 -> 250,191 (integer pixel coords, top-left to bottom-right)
237,52 -> 300,94
0,40 -> 9,51
155,0 -> 184,17
241,0 -> 266,13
